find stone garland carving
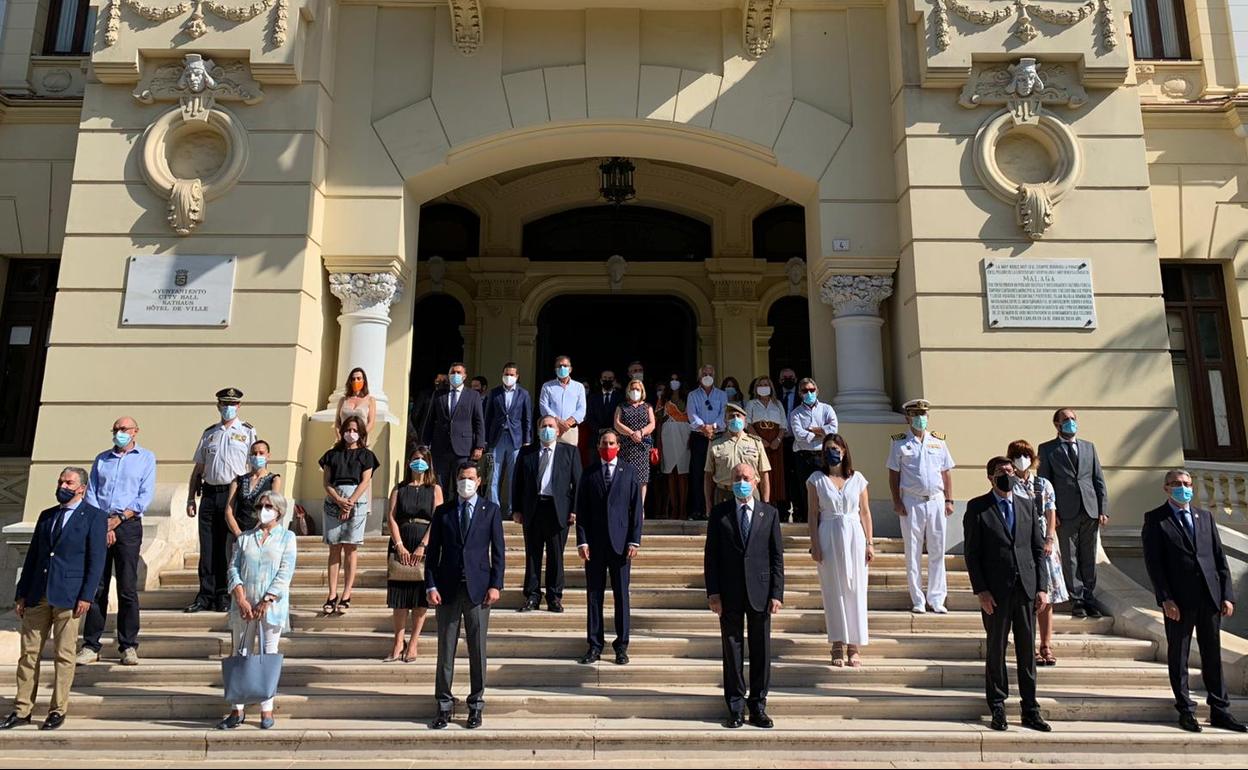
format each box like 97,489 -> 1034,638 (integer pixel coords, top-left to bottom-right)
819,275 -> 894,318
932,0 -> 1116,50
134,54 -> 265,121
330,273 -> 403,314
743,0 -> 777,59
104,0 -> 286,47
1099,0 -> 1118,49
449,0 -> 483,56
959,58 -> 1087,122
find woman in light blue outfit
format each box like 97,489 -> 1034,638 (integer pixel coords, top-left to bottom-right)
217,490 -> 297,731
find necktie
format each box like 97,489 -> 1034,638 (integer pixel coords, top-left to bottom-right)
1065,441 -> 1078,465
604,462 -> 613,487
460,500 -> 471,534
539,447 -> 552,487
1178,508 -> 1195,540
999,497 -> 1015,535
450,389 -> 459,414
739,504 -> 751,542
51,509 -> 67,543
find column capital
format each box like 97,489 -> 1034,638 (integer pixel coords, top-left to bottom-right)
819,274 -> 894,318
329,272 -> 404,314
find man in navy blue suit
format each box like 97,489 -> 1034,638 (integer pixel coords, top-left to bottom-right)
423,362 -> 486,493
575,430 -> 643,665
483,361 -> 532,510
3,467 -> 106,730
425,464 -> 505,730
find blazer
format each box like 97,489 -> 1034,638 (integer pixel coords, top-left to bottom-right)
512,442 -> 581,526
585,388 -> 623,434
963,491 -> 1048,603
423,387 -> 485,458
424,496 -> 505,606
484,385 -> 533,448
16,501 -> 107,610
1141,503 -> 1234,610
703,499 -> 784,614
1037,437 -> 1108,520
576,460 -> 643,556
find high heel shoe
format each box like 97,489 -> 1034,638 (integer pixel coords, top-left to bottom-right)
322,595 -> 339,615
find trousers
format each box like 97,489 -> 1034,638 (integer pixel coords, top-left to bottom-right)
900,494 -> 947,609
14,600 -> 80,718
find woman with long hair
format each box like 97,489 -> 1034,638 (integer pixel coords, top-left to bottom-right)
335,367 -> 377,439
384,445 -> 442,661
318,415 -> 379,615
659,373 -> 691,519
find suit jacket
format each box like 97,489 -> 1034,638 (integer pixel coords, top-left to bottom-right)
1037,437 -> 1108,520
16,501 -> 107,610
585,388 -> 623,434
408,386 -> 439,444
423,386 -> 485,459
964,491 -> 1048,603
424,496 -> 505,606
703,499 -> 784,614
576,460 -> 643,556
484,385 -> 533,448
1141,503 -> 1234,610
513,441 -> 581,526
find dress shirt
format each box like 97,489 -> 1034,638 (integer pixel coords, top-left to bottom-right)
887,430 -> 954,497
194,419 -> 257,485
539,379 -> 587,423
56,498 -> 82,534
538,442 -> 557,496
449,384 -> 465,412
504,386 -> 515,411
459,494 -> 479,528
603,458 -> 618,483
688,387 -> 728,431
781,388 -> 798,414
1168,500 -> 1195,538
737,496 -> 755,538
993,491 -> 1014,532
87,444 -> 157,516
789,401 -> 840,451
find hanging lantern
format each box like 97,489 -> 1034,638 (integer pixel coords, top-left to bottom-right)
599,157 -> 636,206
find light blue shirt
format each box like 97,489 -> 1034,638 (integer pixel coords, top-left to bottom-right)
789,401 -> 839,451
227,524 -> 297,633
57,498 -> 82,532
688,387 -> 728,431
539,379 -> 587,423
459,494 -> 480,529
86,444 -> 156,516
504,386 -> 515,411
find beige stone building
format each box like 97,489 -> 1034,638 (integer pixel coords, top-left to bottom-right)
0,0 -> 1245,538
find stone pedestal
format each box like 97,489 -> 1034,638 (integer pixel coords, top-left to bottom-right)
820,274 -> 899,421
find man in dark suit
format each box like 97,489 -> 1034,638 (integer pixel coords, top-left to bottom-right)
423,362 -> 485,493
1038,407 -> 1109,618
425,464 -> 505,730
575,429 -> 643,665
964,456 -> 1050,733
1141,469 -> 1245,733
408,372 -> 447,450
704,463 -> 784,729
484,361 -> 533,511
513,415 -> 581,612
3,467 -> 107,730
585,370 -> 622,442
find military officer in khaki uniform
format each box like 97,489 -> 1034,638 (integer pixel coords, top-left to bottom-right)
185,387 -> 257,613
704,403 -> 772,507
887,398 -> 955,615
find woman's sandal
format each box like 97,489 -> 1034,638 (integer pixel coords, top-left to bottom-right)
1040,646 -> 1057,666
322,595 -> 339,615
830,641 -> 845,667
337,596 -> 351,614
846,645 -> 862,668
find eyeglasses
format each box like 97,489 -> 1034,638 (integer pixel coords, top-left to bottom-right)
800,389 -> 817,394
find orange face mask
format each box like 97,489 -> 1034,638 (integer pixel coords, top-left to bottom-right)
350,381 -> 363,393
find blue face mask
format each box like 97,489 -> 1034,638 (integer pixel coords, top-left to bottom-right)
1061,418 -> 1078,436
733,480 -> 753,500
911,415 -> 928,432
825,449 -> 843,467
55,486 -> 75,504
802,391 -> 818,406
249,455 -> 267,470
113,431 -> 132,448
539,426 -> 558,444
728,417 -> 745,433
410,459 -> 430,473
725,387 -> 738,399
219,405 -> 237,421
1170,485 -> 1193,505
556,365 -> 571,379
449,373 -> 465,388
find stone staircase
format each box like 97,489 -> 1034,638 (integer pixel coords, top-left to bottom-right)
0,520 -> 1245,764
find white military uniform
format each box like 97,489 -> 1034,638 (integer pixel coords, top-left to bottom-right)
193,419 -> 256,485
887,430 -> 955,611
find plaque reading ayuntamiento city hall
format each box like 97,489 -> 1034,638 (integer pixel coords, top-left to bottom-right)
984,259 -> 1097,329
121,255 -> 236,326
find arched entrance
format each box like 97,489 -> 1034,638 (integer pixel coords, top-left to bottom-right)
767,296 -> 812,380
409,293 -> 465,392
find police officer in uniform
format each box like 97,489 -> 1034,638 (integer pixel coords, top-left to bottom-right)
887,399 -> 955,614
185,388 -> 257,613
704,403 -> 772,507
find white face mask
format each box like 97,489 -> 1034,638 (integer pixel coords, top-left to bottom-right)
628,390 -> 643,403
457,478 -> 477,499
669,380 -> 681,391
701,375 -> 714,388
1012,456 -> 1032,473
756,386 -> 771,397
343,431 -> 359,444
502,375 -> 517,388
259,505 -> 278,525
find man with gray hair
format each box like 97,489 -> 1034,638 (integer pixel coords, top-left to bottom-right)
2,468 -> 107,730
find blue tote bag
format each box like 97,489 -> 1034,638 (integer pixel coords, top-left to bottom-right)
222,620 -> 283,705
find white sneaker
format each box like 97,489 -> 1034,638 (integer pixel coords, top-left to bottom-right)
75,648 -> 99,665
910,604 -> 927,614
931,605 -> 949,615
120,648 -> 139,666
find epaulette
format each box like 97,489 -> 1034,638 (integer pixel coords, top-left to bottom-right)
204,424 -> 217,432
931,431 -> 946,440
891,433 -> 907,441
242,422 -> 255,430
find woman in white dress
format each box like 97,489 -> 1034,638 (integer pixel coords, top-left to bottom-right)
659,373 -> 692,519
1008,438 -> 1068,667
807,433 -> 874,667
335,367 -> 377,440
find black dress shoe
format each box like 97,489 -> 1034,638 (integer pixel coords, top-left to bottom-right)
748,709 -> 774,728
466,707 -> 483,729
577,648 -> 601,665
517,600 -> 540,613
1021,713 -> 1051,732
40,712 -> 65,731
723,712 -> 744,728
1178,712 -> 1203,733
184,600 -> 209,613
214,598 -> 231,613
1211,712 -> 1248,732
1084,604 -> 1104,619
614,650 -> 630,665
548,600 -> 564,613
1071,605 -> 1087,619
0,713 -> 31,730
430,710 -> 450,730
989,708 -> 1008,731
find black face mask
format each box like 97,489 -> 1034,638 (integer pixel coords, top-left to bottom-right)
601,380 -> 614,390
781,379 -> 795,388
993,474 -> 1013,493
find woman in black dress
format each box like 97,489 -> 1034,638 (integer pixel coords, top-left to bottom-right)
224,439 -> 282,539
385,445 -> 442,661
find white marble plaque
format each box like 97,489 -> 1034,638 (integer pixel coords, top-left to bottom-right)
122,255 -> 236,326
984,259 -> 1096,329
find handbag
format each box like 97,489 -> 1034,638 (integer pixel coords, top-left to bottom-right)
387,550 -> 425,582
221,620 -> 283,705
290,504 -> 310,536
649,445 -> 661,465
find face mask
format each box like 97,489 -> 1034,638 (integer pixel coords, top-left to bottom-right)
1170,485 -> 1194,505
628,390 -> 643,403
113,431 -> 132,448
825,449 -> 843,467
725,387 -> 738,399
733,480 -> 754,500
781,378 -> 795,388
449,373 -> 465,388
701,376 -> 714,388
1011,456 -> 1031,473
556,365 -> 571,379
669,380 -> 681,391
911,415 -> 928,432
502,375 -> 517,388
728,417 -> 745,433
1060,418 -> 1078,436
599,446 -> 619,462
803,392 -> 818,406
457,478 -> 477,498
994,474 -> 1013,493
601,379 -> 615,390
220,405 -> 237,421
756,386 -> 771,397
351,381 -> 363,393
539,426 -> 558,444
250,455 -> 268,470
410,459 -> 429,473
343,431 -> 360,444
55,486 -> 75,504
630,372 -> 644,381
259,505 -> 278,525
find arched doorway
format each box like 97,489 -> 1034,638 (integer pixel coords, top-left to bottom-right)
767,295 -> 812,380
407,293 -> 466,442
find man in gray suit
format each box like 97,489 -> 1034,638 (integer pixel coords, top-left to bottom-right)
1038,407 -> 1109,618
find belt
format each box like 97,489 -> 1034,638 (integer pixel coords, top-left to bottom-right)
903,492 -> 944,502
538,495 -> 555,502
201,483 -> 230,493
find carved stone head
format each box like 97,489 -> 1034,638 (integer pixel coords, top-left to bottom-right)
606,254 -> 627,290
1007,58 -> 1043,98
178,54 -> 217,94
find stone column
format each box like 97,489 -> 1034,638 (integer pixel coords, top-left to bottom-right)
322,271 -> 405,423
819,274 -> 896,420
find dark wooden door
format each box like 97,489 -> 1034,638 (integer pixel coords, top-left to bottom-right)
0,260 -> 59,456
